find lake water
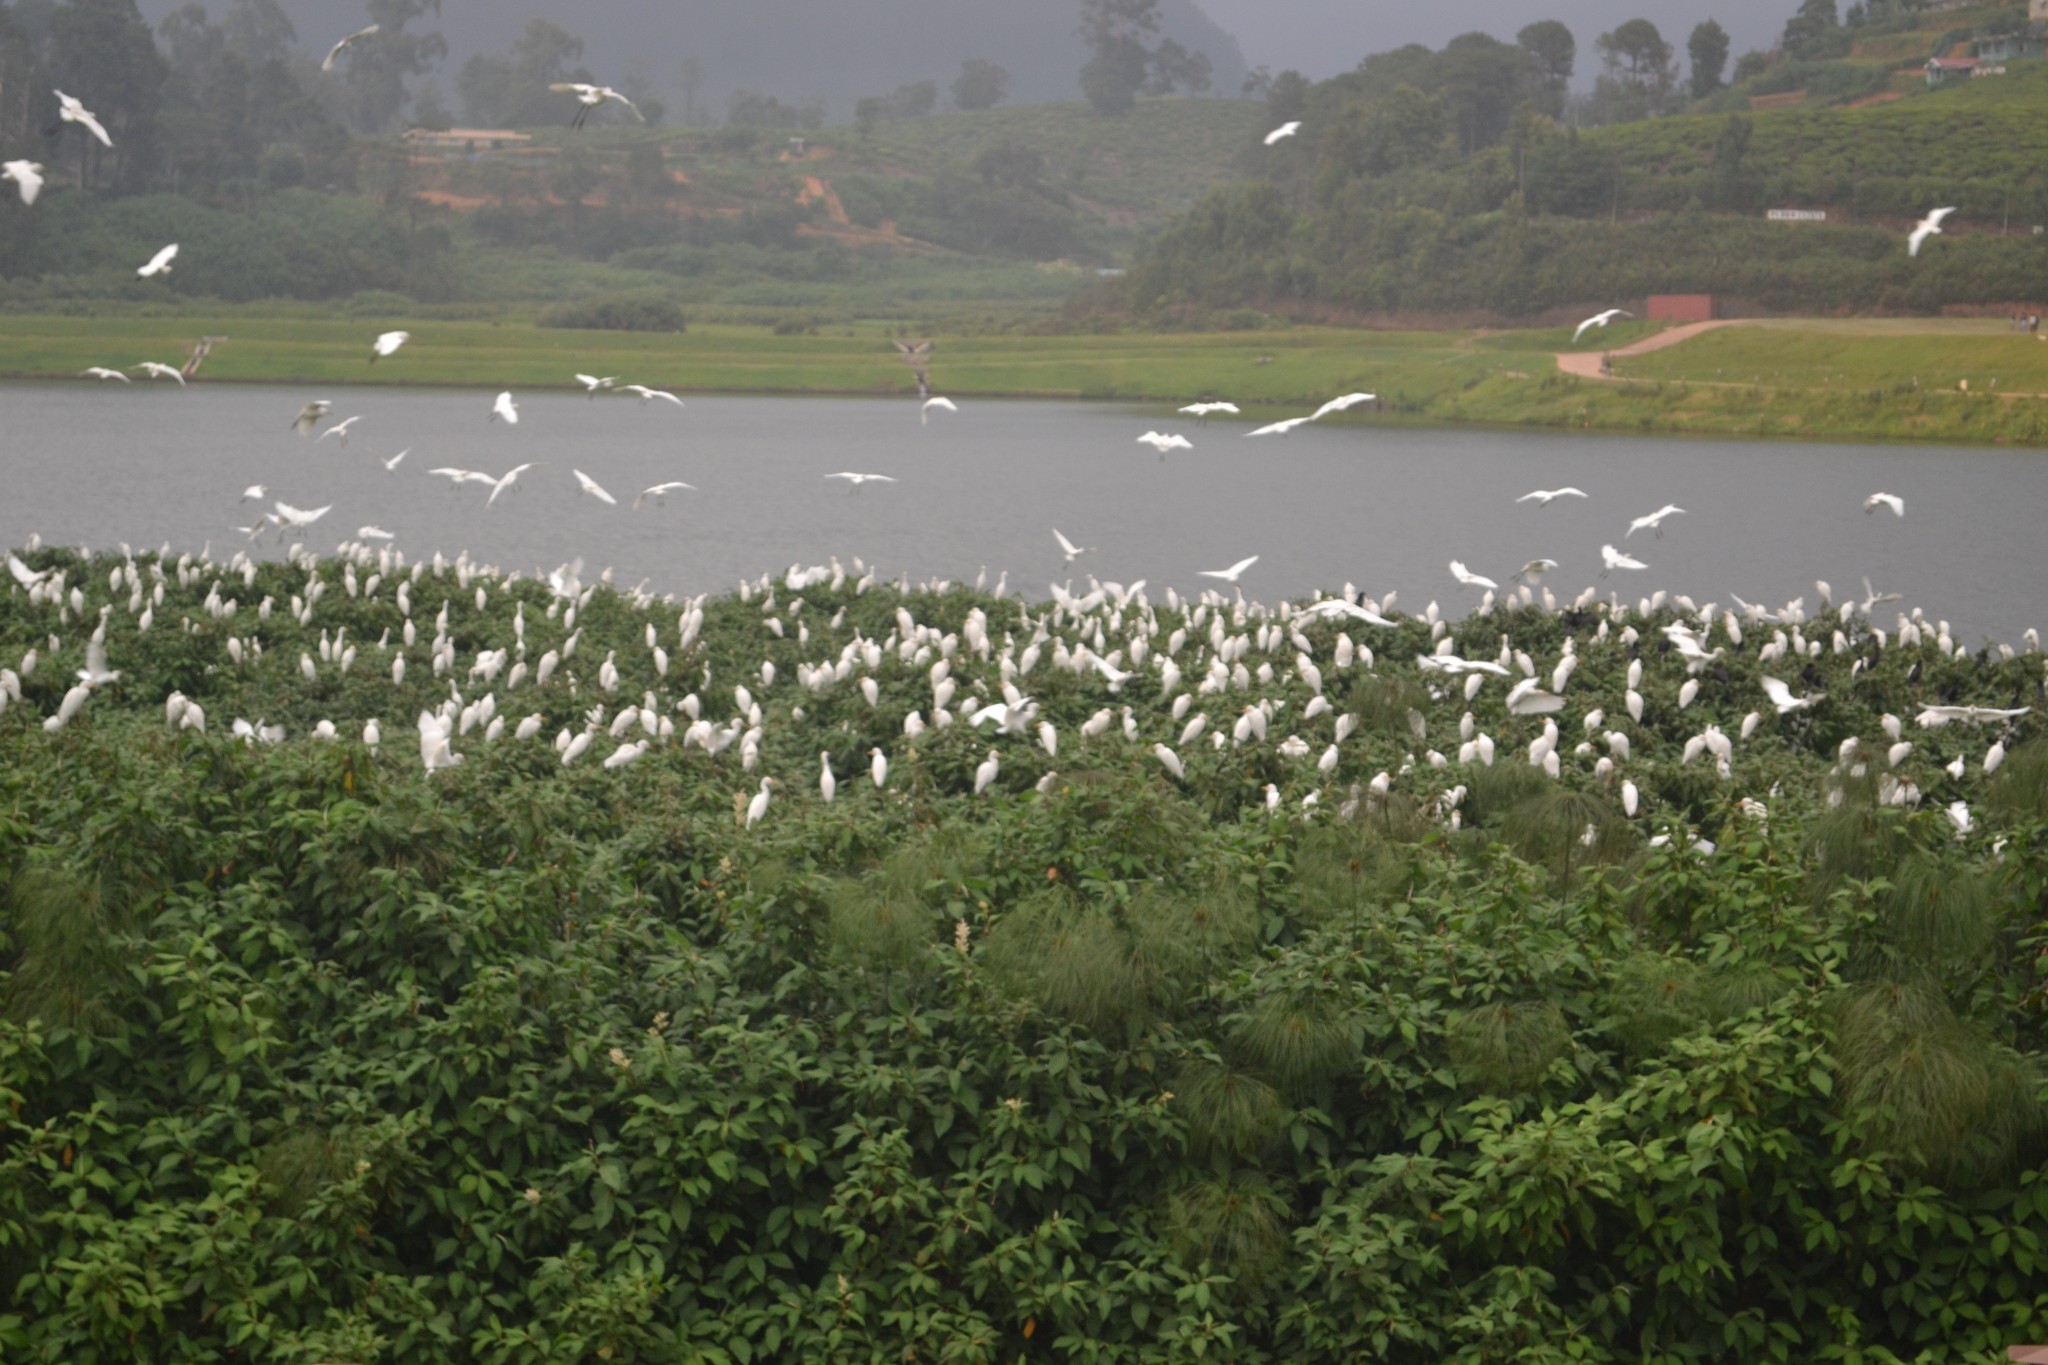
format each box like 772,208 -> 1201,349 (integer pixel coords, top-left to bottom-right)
6,382 -> 2045,644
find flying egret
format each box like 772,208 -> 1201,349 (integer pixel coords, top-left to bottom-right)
321,24 -> 379,70
357,526 -> 395,541
293,400 -> 332,436
1517,487 -> 1587,505
1907,206 -> 1955,257
137,244 -> 178,278
1311,392 -> 1375,420
491,392 -> 519,424
380,449 -> 410,472
240,484 -> 267,502
316,415 -> 363,446
272,501 -> 331,530
1264,121 -> 1301,145
551,83 -> 646,128
633,481 -> 696,509
487,463 -> 539,507
54,91 -> 112,148
1504,678 -> 1566,716
1247,415 -> 1316,436
1179,401 -> 1238,422
1761,676 -> 1822,715
1914,704 -> 2031,727
75,637 -> 119,687
81,366 -> 129,382
574,373 -> 617,396
921,396 -> 958,425
131,362 -> 186,385
2,160 -> 44,205
1863,492 -> 1904,518
1449,561 -> 1497,590
1625,504 -> 1686,538
825,472 -> 897,491
371,331 -> 410,362
1052,528 -> 1092,566
1199,556 -> 1259,584
1601,544 -> 1647,575
622,384 -> 684,405
1517,559 -> 1559,585
7,553 -> 45,588
1572,308 -> 1632,343
573,469 -> 618,505
1136,431 -> 1193,457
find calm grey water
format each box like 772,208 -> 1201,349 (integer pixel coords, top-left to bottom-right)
7,382 -> 2045,643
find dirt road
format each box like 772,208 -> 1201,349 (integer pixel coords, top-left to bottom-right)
1556,320 -> 1744,379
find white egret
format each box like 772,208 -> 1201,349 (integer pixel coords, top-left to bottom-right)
321,24 -> 379,70
1199,556 -> 1259,584
137,244 -> 178,278
74,637 -> 119,687
487,463 -> 539,507
1601,544 -> 1648,575
316,415 -> 363,446
1179,401 -> 1238,421
1914,704 -> 2030,727
1761,676 -> 1823,715
1052,528 -> 1093,566
55,91 -> 112,148
1264,121 -> 1301,145
825,472 -> 897,491
1863,492 -> 1904,518
1311,392 -> 1374,420
921,396 -> 958,425
292,400 -> 332,436
240,484 -> 267,502
1449,561 -> 1497,590
371,331 -> 410,362
1626,504 -> 1686,538
380,449 -> 411,472
132,362 -> 186,385
1518,559 -> 1560,585
82,366 -> 129,382
622,385 -> 684,405
819,752 -> 837,803
745,777 -> 777,825
357,526 -> 395,541
272,501 -> 331,530
633,481 -> 696,509
974,748 -> 1001,795
1505,678 -> 1565,715
573,469 -> 618,505
574,373 -> 617,396
490,392 -> 519,424
1152,742 -> 1186,779
1136,431 -> 1192,456
1572,308 -> 1632,342
1517,487 -> 1587,505
1247,415 -> 1315,436
551,83 -> 646,128
870,748 -> 889,788
1907,206 -> 1955,257
2,160 -> 44,205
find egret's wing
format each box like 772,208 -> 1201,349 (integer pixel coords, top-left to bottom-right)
7,553 -> 44,587
614,92 -> 647,122
1760,676 -> 1794,708
1053,528 -> 1080,557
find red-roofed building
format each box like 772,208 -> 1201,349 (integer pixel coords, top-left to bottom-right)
1926,55 -> 1980,84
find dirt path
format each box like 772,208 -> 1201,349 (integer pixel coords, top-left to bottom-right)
1556,320 -> 1746,379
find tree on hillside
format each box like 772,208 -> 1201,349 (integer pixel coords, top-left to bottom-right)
1516,20 -> 1577,115
1077,0 -> 1158,114
220,0 -> 295,65
1434,33 -> 1545,154
1145,38 -> 1213,96
1265,69 -> 1311,127
457,19 -> 594,128
952,58 -> 1012,111
1590,18 -> 1677,123
1688,20 -> 1730,100
1781,0 -> 1844,59
335,0 -> 447,134
47,0 -> 169,191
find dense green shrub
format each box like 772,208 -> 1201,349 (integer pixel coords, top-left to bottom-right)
535,293 -> 687,332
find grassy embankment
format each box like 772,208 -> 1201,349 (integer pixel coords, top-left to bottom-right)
5,313 -> 2048,444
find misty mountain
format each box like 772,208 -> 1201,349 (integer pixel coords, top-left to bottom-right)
132,0 -> 1250,122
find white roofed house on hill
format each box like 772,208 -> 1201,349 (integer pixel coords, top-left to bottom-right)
401,128 -> 533,154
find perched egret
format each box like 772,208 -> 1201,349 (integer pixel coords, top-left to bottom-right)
870,748 -> 889,789
1572,308 -> 1632,342
819,752 -> 837,803
1907,206 -> 1955,257
974,748 -> 1001,796
321,24 -> 379,70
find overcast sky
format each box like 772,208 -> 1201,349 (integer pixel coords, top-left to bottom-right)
1196,0 -> 1794,82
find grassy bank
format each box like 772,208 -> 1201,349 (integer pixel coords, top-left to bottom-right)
5,313 -> 2047,445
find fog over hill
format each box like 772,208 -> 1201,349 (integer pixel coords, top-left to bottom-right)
133,0 -> 1251,121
